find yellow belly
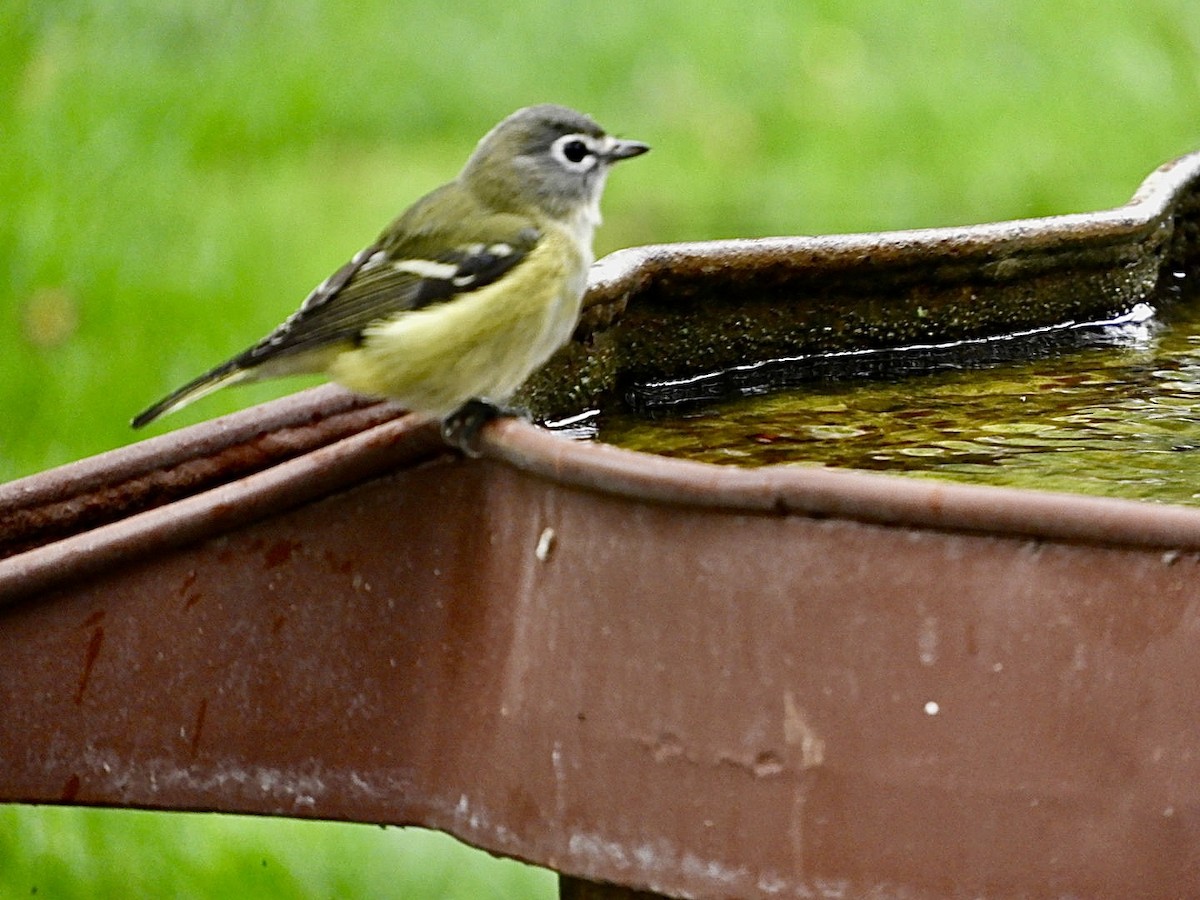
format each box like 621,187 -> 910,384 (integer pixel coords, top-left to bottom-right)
328,230 -> 587,417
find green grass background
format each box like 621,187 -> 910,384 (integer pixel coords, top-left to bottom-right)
3,1 -> 1200,896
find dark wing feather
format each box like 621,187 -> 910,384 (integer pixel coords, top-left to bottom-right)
131,193 -> 542,429
235,221 -> 542,367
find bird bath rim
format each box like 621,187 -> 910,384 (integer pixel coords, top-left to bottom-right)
4,148 -> 1200,603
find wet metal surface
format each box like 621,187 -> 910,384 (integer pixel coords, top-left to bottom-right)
5,152 -> 1200,897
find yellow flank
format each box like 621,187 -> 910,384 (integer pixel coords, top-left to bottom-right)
328,227 -> 589,416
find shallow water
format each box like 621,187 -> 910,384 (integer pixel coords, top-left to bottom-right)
595,293 -> 1200,506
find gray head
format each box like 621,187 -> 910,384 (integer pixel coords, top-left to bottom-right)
460,104 -> 649,223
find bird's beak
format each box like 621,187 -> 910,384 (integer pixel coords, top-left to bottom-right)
602,137 -> 650,162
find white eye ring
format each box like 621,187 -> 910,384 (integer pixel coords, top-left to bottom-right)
551,133 -> 599,171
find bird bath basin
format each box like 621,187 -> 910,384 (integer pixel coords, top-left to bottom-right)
4,151 -> 1200,898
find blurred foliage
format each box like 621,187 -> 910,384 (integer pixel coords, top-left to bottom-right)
3,0 -> 1200,896
0,806 -> 552,898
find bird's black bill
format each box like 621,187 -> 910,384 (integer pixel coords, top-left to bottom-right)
605,140 -> 650,162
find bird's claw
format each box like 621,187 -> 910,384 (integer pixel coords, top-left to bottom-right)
441,400 -> 527,457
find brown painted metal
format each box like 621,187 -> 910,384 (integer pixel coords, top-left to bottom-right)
0,390 -> 429,607
5,418 -> 1200,897
0,385 -> 405,561
5,153 -> 1200,898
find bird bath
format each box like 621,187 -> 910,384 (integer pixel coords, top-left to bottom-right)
3,151 -> 1200,898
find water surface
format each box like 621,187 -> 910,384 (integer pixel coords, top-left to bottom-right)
596,293 -> 1200,506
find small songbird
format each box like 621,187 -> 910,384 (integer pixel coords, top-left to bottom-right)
131,104 -> 648,447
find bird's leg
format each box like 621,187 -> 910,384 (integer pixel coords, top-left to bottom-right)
441,399 -> 528,457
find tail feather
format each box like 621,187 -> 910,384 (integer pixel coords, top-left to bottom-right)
130,362 -> 250,429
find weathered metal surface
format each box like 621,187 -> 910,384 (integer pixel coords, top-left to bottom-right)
5,152 -> 1200,898
0,385 -> 405,561
4,420 -> 1200,898
0,406 -> 437,609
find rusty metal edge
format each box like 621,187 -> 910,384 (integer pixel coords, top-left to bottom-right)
0,415 -> 445,608
5,400 -> 1196,612
480,418 -> 1200,552
0,385 -> 389,514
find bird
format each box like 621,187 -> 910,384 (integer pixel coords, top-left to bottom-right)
131,104 -> 648,449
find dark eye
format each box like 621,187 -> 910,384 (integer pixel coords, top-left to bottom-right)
562,139 -> 590,163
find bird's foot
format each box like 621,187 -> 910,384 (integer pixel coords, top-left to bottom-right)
441,400 -> 527,457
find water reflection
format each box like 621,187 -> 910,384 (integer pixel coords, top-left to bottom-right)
598,298 -> 1200,505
